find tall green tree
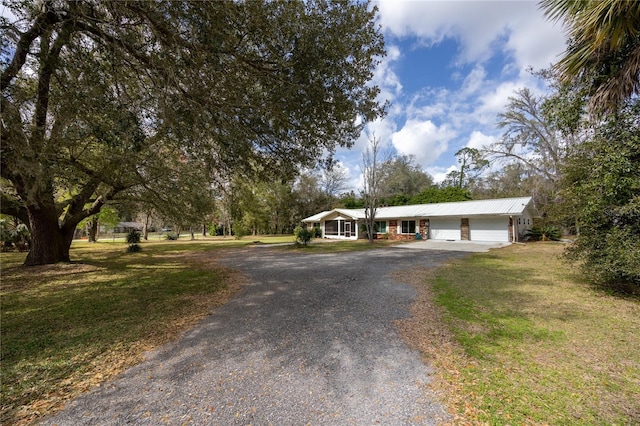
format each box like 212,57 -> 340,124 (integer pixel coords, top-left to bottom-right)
442,147 -> 488,190
561,100 -> 640,292
294,172 -> 331,221
410,187 -> 472,204
379,155 -> 433,201
266,180 -> 297,235
1,0 -> 385,265
540,0 -> 640,114
540,2 -> 640,290
474,163 -> 551,202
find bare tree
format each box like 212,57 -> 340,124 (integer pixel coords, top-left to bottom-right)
362,134 -> 387,243
320,163 -> 350,197
485,88 -> 570,184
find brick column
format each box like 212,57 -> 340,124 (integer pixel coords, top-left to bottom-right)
389,220 -> 398,240
461,218 -> 470,240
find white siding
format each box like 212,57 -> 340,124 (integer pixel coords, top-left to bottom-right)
469,217 -> 509,242
430,218 -> 461,240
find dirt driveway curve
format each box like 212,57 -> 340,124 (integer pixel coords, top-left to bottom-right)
42,246 -> 470,425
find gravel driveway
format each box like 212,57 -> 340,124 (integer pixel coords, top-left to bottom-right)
41,246 -> 469,425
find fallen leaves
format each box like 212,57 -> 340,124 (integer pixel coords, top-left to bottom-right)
3,252 -> 246,426
392,268 -> 485,425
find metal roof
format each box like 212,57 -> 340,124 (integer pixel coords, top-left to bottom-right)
302,211 -> 332,222
302,197 -> 535,222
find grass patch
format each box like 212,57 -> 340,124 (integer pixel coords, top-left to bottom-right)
0,240 -> 248,425
427,242 -> 640,424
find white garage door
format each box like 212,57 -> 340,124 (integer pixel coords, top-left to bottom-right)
430,218 -> 461,240
469,217 -> 509,242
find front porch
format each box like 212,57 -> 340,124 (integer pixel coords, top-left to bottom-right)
321,216 -> 358,240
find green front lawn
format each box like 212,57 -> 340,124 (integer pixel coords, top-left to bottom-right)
427,243 -> 640,424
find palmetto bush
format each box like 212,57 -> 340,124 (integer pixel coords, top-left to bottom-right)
524,225 -> 561,241
126,230 -> 142,252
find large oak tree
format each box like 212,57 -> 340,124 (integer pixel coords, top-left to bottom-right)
1,0 -> 385,265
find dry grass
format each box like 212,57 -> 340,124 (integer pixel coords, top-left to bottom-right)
397,242 -> 640,425
0,243 -> 245,426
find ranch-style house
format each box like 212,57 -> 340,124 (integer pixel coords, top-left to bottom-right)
302,196 -> 538,243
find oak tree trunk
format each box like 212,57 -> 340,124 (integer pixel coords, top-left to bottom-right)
88,218 -> 98,242
24,204 -> 74,266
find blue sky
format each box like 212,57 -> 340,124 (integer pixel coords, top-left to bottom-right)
336,0 -> 569,190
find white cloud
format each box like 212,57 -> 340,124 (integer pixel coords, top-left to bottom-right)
371,44 -> 403,103
377,1 -> 506,63
503,9 -> 568,72
336,114 -> 397,181
460,65 -> 487,97
360,116 -> 397,152
428,165 -> 458,184
475,80 -> 524,120
466,131 -> 496,150
391,119 -> 456,167
376,1 -> 566,69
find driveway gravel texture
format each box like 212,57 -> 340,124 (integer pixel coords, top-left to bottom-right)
41,246 -> 469,425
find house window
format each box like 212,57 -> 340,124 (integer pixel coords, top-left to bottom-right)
401,220 -> 416,234
374,221 -> 387,233
325,220 -> 338,235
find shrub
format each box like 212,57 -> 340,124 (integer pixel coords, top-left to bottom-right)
312,227 -> 322,238
294,225 -> 313,246
560,102 -> 640,293
126,230 -> 141,244
0,219 -> 30,252
233,223 -> 248,240
524,225 -> 561,241
126,244 -> 142,253
126,230 -> 142,252
165,233 -> 179,240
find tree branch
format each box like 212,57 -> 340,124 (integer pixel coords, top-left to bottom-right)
484,147 -> 558,183
32,21 -> 74,143
0,2 -> 60,89
0,192 -> 29,225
